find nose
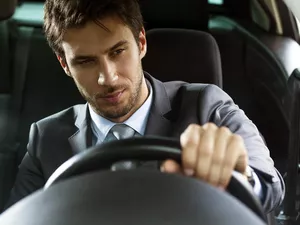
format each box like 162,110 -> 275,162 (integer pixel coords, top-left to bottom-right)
97,59 -> 118,86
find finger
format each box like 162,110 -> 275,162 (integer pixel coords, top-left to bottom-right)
195,123 -> 217,181
219,134 -> 247,188
160,159 -> 182,174
206,127 -> 231,187
233,135 -> 248,174
180,124 -> 201,176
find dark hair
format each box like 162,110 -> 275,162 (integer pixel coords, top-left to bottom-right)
44,0 -> 144,58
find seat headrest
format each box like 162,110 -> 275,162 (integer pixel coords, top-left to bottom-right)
139,0 -> 209,30
0,0 -> 17,20
142,28 -> 223,87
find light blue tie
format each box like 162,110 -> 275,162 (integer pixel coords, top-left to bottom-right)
103,124 -> 139,170
103,124 -> 136,143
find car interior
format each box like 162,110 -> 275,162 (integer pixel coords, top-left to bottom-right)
0,0 -> 300,224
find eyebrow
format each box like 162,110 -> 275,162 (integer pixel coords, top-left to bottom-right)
70,40 -> 128,64
70,55 -> 97,65
104,40 -> 128,54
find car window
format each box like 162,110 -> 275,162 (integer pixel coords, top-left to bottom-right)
283,0 -> 300,36
283,0 -> 300,21
208,0 -> 224,5
296,18 -> 300,35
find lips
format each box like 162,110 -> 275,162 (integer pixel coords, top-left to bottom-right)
104,91 -> 122,98
101,90 -> 124,103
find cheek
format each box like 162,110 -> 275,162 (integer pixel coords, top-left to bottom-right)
69,67 -> 99,91
118,51 -> 141,79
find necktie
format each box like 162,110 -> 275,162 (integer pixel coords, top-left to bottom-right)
103,124 -> 139,170
103,124 -> 136,143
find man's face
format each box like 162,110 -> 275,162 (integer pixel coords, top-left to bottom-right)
59,16 -> 148,122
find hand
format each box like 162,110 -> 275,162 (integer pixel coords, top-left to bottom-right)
161,123 -> 248,189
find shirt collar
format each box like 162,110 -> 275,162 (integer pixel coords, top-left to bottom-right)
89,84 -> 153,142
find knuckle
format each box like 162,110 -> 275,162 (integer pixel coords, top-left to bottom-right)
187,124 -> 201,132
184,134 -> 199,147
181,127 -> 200,147
203,122 -> 217,130
231,135 -> 247,153
219,126 -> 231,135
231,134 -> 243,143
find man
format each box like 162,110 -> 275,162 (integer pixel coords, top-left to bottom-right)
6,0 -> 284,213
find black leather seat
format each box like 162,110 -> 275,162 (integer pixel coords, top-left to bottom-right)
209,16 -> 300,174
0,4 -> 84,211
143,28 -> 222,87
278,68 -> 300,224
140,0 -> 222,86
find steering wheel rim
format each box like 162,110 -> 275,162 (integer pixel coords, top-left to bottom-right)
45,137 -> 266,221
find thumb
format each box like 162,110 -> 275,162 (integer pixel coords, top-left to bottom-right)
160,159 -> 182,174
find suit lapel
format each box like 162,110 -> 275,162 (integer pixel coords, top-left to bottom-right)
144,73 -> 174,137
68,104 -> 93,154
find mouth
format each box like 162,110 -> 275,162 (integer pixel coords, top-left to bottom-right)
100,90 -> 125,103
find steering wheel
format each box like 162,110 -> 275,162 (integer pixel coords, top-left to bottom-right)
0,137 -> 267,225
45,137 -> 266,221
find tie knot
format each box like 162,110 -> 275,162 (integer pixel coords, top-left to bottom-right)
110,124 -> 136,140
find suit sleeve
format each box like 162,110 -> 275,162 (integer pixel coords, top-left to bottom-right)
199,84 -> 285,213
4,123 -> 45,210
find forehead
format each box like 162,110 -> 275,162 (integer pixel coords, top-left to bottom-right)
61,16 -> 134,56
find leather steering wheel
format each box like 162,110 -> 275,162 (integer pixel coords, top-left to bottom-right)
45,137 -> 266,222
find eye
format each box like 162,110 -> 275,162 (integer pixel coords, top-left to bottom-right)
78,59 -> 95,65
112,48 -> 125,56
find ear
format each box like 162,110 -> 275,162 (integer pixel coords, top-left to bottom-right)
139,27 -> 147,59
57,55 -> 71,77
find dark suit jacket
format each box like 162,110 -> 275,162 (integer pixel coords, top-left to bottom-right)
6,73 -> 284,213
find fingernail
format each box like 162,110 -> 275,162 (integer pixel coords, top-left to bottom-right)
160,166 -> 165,172
184,169 -> 194,176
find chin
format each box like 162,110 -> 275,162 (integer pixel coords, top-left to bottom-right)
91,94 -> 137,120
97,105 -> 132,120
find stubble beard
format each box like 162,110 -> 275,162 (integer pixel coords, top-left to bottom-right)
75,71 -> 144,120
